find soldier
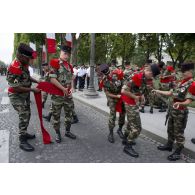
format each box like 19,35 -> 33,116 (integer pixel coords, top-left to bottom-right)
99,64 -> 126,143
158,61 -> 176,112
42,62 -> 50,108
121,64 -> 160,157
49,45 -> 76,143
6,43 -> 40,152
109,59 -> 117,72
123,61 -> 135,84
153,62 -> 195,161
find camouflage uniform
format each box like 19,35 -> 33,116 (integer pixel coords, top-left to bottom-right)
167,78 -> 195,148
122,72 -> 147,143
102,74 -> 125,130
6,59 -> 32,136
49,59 -> 74,132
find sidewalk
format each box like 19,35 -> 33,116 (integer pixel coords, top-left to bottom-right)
73,89 -> 195,158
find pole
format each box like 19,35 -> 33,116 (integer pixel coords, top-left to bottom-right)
85,33 -> 98,97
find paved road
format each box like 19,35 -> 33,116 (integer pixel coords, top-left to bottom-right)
0,76 -> 194,163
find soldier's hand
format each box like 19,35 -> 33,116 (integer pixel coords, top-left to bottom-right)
173,102 -> 180,109
32,88 -> 41,93
116,94 -> 121,99
152,89 -> 157,95
134,96 -> 140,103
62,87 -> 69,96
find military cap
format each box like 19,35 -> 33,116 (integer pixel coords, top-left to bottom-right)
18,43 -> 34,59
158,61 -> 165,68
150,63 -> 160,77
60,45 -> 71,54
181,62 -> 194,72
99,64 -> 110,75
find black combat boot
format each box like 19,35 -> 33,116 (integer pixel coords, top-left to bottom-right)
191,138 -> 195,144
157,141 -> 173,151
65,125 -> 76,139
24,133 -> 36,140
167,146 -> 183,161
123,142 -> 139,158
150,107 -> 153,114
19,135 -> 35,152
71,115 -> 79,124
159,104 -> 166,112
139,106 -> 145,113
55,130 -> 61,143
43,112 -> 52,122
117,125 -> 125,139
108,128 -> 115,143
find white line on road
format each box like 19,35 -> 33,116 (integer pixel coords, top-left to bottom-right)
0,130 -> 9,163
1,97 -> 10,105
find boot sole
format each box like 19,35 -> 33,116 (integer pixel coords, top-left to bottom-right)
123,149 -> 139,158
65,134 -> 76,139
157,147 -> 172,152
19,146 -> 35,152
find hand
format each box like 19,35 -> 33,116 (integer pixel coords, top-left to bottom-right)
32,88 -> 41,93
152,89 -> 158,95
116,94 -> 121,99
62,87 -> 69,96
173,102 -> 180,109
134,96 -> 140,103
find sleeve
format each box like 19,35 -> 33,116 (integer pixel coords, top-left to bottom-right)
6,72 -> 22,87
49,67 -> 58,78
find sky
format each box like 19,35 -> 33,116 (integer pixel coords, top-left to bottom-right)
0,33 -> 14,64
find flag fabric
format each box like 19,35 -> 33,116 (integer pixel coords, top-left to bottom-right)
46,33 -> 56,54
42,45 -> 46,62
29,42 -> 37,59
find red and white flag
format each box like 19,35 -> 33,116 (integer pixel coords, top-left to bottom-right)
46,33 -> 56,54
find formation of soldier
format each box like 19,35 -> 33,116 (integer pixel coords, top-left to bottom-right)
6,42 -> 195,161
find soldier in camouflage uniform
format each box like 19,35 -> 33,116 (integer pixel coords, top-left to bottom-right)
99,64 -> 126,143
153,62 -> 195,161
6,43 -> 40,152
109,59 -> 117,72
158,61 -> 176,112
49,45 -> 76,143
121,64 -> 160,157
123,61 -> 135,85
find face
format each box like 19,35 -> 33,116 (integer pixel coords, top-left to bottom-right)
144,67 -> 153,79
60,51 -> 70,61
182,70 -> 193,79
18,54 -> 31,65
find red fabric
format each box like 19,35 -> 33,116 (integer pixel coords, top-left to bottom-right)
50,58 -> 60,69
160,75 -> 175,83
180,77 -> 193,85
132,72 -> 143,87
66,41 -> 72,47
115,97 -> 123,113
121,94 -> 136,105
32,51 -> 37,59
166,65 -> 175,72
8,60 -> 22,75
188,81 -> 195,95
99,79 -> 104,90
111,69 -> 124,80
63,61 -> 74,74
47,38 -> 56,53
34,92 -> 52,144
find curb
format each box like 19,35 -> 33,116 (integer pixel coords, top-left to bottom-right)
73,95 -> 195,160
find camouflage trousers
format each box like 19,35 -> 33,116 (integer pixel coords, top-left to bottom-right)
124,104 -> 142,143
42,92 -> 48,103
51,95 -> 74,131
144,89 -> 155,107
167,108 -> 188,148
108,97 -> 125,130
8,92 -> 31,135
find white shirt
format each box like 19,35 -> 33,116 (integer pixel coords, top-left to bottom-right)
77,67 -> 86,77
86,67 -> 90,77
73,68 -> 78,76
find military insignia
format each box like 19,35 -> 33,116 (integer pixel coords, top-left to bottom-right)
14,79 -> 19,84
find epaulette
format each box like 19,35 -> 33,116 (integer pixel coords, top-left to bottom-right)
8,59 -> 22,75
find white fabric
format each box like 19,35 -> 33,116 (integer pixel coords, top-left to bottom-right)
73,68 -> 78,76
86,67 -> 90,77
77,67 -> 86,77
29,66 -> 34,76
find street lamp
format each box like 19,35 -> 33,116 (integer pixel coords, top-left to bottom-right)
85,33 -> 98,97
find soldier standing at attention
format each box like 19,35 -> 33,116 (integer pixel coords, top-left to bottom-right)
49,45 -> 76,143
6,43 -> 40,152
153,62 -> 195,161
121,64 -> 160,158
99,64 -> 126,143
